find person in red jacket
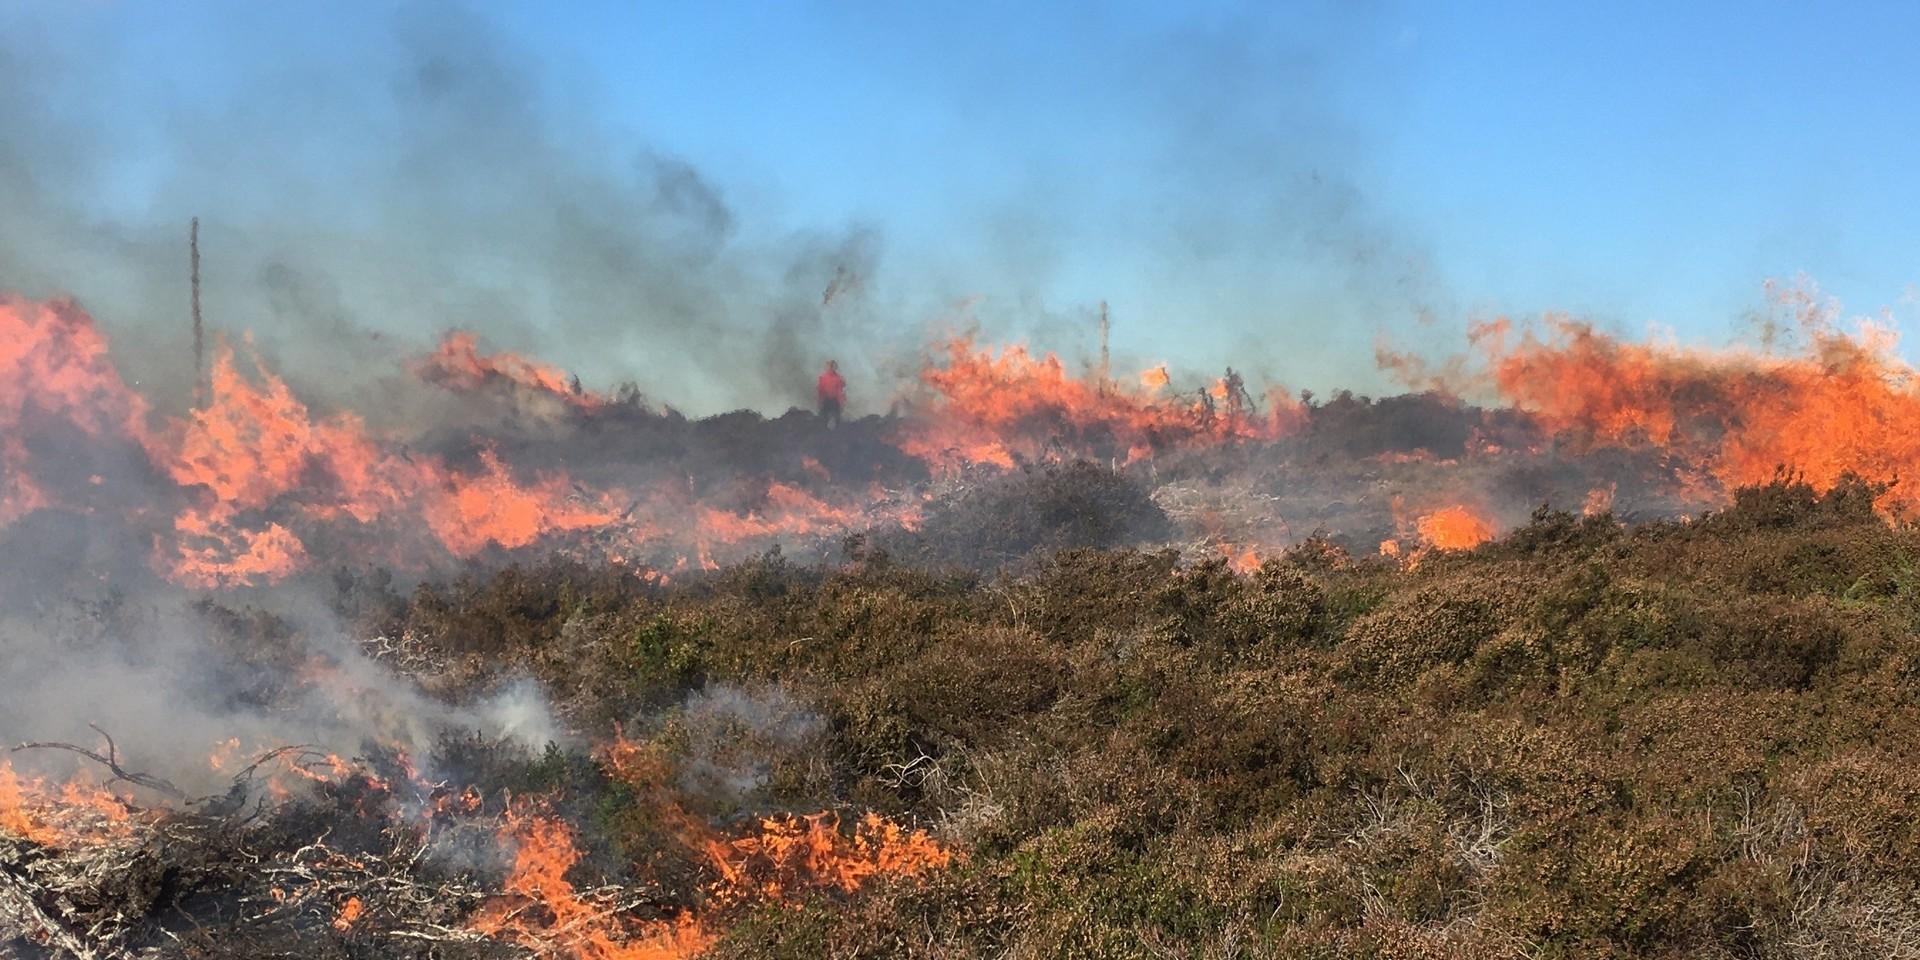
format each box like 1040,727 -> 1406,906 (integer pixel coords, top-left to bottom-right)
816,360 -> 846,427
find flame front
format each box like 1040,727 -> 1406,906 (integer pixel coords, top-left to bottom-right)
707,811 -> 954,904
1478,296 -> 1920,515
15,281 -> 1920,588
898,336 -> 1305,471
471,812 -> 715,960
416,330 -> 604,412
469,802 -> 951,960
0,297 -> 159,525
1415,505 -> 1496,551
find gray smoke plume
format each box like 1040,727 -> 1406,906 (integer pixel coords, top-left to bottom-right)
657,684 -> 825,806
0,4 -> 896,421
0,3 -> 1445,421
0,591 -> 562,801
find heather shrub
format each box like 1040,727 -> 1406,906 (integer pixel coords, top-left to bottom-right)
292,472 -> 1920,958
1337,576 -> 1526,683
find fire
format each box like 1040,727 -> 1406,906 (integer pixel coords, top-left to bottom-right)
1583,484 -> 1616,517
602,731 -> 954,900
899,336 -> 1304,471
0,297 -> 158,523
331,896 -> 364,932
1217,543 -> 1261,574
708,812 -> 954,904
1380,500 -> 1498,563
160,341 -> 421,583
170,343 -> 344,508
28,275 -> 1920,592
471,811 -> 715,960
1415,505 -> 1496,551
0,760 -> 61,846
0,292 -> 1364,587
208,736 -> 244,771
422,448 -> 618,555
689,482 -> 860,546
1476,293 -> 1920,514
156,338 -> 633,583
170,513 -> 309,588
136,324 -> 926,584
415,330 -> 603,411
470,801 -> 954,960
0,759 -> 139,848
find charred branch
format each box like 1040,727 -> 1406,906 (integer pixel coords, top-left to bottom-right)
12,726 -> 187,803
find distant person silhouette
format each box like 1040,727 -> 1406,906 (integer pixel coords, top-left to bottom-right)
817,360 -> 846,428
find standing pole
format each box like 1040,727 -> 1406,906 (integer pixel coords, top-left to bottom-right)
190,217 -> 203,407
1097,301 -> 1110,395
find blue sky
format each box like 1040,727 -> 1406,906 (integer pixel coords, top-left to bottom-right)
6,1 -> 1920,405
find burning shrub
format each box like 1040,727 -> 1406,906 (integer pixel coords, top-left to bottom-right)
1704,469 -> 1889,533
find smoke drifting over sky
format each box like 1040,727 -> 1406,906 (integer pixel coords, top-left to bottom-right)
0,6 -> 895,416
0,2 -> 1463,417
4,1 -> 1918,416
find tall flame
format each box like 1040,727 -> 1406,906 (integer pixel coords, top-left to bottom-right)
0,297 -> 158,524
416,331 -> 604,411
1415,505 -> 1495,550
1478,300 -> 1920,514
899,336 -> 1305,471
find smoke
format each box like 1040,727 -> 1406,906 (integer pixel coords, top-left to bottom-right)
661,684 -> 824,804
0,591 -> 562,800
0,3 -> 1452,421
0,4 -> 895,420
877,2 -> 1450,393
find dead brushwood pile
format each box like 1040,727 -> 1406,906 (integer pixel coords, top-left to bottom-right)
14,472 -> 1920,958
0,762 -> 505,959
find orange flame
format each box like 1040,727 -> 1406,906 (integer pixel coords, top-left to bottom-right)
470,812 -> 715,960
1582,484 -> 1616,517
155,339 -> 639,583
160,341 -> 420,584
1478,293 -> 1920,514
707,812 -> 954,904
332,896 -> 365,933
208,737 -> 244,772
899,336 -> 1304,471
422,448 -> 618,555
1216,543 -> 1261,573
0,297 -> 157,523
471,801 -> 953,960
1415,505 -> 1496,550
688,482 -> 861,546
0,760 -> 60,846
416,331 -> 603,411
0,759 -> 140,848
